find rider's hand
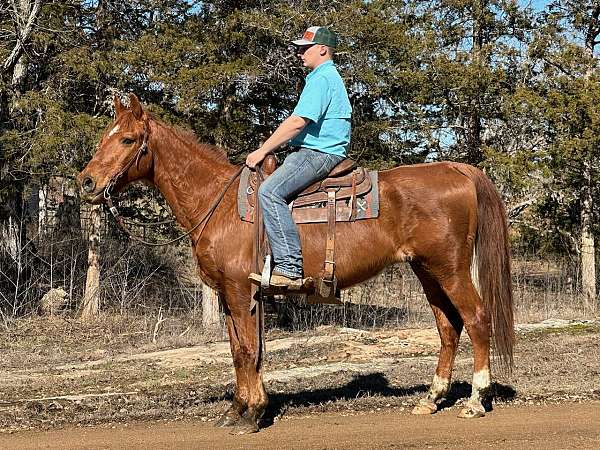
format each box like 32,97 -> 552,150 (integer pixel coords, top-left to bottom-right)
246,148 -> 268,169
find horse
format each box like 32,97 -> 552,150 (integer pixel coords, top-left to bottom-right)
78,94 -> 514,434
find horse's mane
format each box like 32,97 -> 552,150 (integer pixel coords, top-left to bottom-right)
150,115 -> 230,164
108,110 -> 231,164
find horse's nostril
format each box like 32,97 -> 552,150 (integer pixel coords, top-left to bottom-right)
82,176 -> 96,194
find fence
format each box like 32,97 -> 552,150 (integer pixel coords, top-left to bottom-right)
0,177 -> 598,329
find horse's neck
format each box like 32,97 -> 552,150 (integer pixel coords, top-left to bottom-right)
149,122 -> 235,233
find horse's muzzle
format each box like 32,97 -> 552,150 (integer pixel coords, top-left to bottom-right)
77,174 -> 104,204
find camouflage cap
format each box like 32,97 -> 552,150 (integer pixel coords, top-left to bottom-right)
291,26 -> 338,48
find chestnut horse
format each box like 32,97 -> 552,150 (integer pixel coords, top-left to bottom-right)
78,94 -> 513,434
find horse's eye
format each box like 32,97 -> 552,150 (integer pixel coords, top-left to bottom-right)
121,138 -> 135,145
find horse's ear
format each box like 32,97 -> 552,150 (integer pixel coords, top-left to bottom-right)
129,93 -> 144,120
114,96 -> 126,118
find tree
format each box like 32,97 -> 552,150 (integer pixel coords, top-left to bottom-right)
527,0 -> 600,310
202,283 -> 221,333
81,204 -> 101,320
418,0 -> 534,165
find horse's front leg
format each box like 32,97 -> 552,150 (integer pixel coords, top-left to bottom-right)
215,289 -> 268,434
213,313 -> 249,428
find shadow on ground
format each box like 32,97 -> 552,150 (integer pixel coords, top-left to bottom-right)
207,373 -> 517,429
260,372 -> 427,427
260,375 -> 517,427
437,381 -> 517,412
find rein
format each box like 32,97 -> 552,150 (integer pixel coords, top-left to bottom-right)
250,167 -> 267,369
103,124 -> 244,247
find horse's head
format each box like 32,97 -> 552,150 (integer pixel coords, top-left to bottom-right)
78,94 -> 153,204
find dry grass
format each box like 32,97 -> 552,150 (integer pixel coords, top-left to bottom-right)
0,314 -> 218,372
511,257 -> 593,322
1,224 -> 597,334
0,317 -> 599,433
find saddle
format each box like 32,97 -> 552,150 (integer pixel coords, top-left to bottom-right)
241,155 -> 380,302
241,157 -> 379,223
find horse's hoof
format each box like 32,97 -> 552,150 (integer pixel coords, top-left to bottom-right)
411,399 -> 437,415
215,409 -> 242,428
457,404 -> 485,419
229,418 -> 259,435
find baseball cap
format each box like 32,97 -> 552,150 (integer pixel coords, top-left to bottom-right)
291,26 -> 339,48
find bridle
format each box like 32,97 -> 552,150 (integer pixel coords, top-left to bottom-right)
102,120 -> 244,247
103,123 -> 150,203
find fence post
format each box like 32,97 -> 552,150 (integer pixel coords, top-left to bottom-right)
201,283 -> 221,333
81,203 -> 101,320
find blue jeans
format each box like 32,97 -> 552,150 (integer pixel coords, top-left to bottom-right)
258,148 -> 344,278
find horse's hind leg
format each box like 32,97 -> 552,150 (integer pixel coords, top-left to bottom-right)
410,264 -> 463,415
435,271 -> 492,418
215,288 -> 268,434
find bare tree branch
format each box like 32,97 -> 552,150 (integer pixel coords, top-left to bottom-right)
3,0 -> 42,74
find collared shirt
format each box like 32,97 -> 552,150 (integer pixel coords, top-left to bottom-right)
290,60 -> 352,157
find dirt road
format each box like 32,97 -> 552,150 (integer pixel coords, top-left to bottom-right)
1,401 -> 598,450
1,318 -> 600,448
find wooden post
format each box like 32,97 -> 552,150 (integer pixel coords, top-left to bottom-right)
201,283 -> 220,332
81,204 -> 101,320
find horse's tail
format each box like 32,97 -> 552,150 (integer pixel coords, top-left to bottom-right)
459,164 -> 514,374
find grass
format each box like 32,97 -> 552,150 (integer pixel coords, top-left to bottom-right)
526,323 -> 600,336
1,233 -> 597,339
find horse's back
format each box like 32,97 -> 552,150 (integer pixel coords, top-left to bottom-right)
380,160 -> 478,185
379,161 -> 478,209
376,161 -> 479,259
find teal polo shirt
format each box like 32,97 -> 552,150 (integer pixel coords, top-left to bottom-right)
290,60 -> 352,157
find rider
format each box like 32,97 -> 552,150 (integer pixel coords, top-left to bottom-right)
246,26 -> 352,288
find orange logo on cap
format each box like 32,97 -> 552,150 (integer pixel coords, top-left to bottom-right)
303,31 -> 315,41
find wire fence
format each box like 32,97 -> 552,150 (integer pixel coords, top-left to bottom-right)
2,216 -> 596,331
1,177 -> 598,330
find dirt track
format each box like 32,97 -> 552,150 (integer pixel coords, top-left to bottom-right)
1,318 -> 600,448
1,401 -> 598,449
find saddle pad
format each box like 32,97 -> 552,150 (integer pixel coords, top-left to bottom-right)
237,167 -> 380,224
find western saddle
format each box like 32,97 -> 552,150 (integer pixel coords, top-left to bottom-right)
247,154 -> 375,302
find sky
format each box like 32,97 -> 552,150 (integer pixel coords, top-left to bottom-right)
521,0 -> 550,11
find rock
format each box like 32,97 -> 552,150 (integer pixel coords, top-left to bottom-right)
39,287 -> 68,316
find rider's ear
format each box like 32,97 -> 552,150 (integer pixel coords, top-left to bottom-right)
129,93 -> 145,120
114,95 -> 126,118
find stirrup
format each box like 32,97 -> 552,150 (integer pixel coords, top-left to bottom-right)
248,273 -> 312,291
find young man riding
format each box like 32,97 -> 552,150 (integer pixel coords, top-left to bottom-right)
246,26 -> 352,288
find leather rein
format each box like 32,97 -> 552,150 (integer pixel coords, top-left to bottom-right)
103,122 -> 244,247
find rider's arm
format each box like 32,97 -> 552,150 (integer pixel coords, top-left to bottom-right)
246,115 -> 309,168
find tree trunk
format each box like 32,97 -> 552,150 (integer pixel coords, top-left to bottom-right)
581,23 -> 598,313
38,184 -> 48,235
81,204 -> 101,320
4,0 -> 42,86
466,0 -> 486,165
0,216 -> 20,265
201,283 -> 220,332
580,162 -> 596,312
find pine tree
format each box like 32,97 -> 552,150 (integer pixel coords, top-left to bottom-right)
527,1 -> 600,310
